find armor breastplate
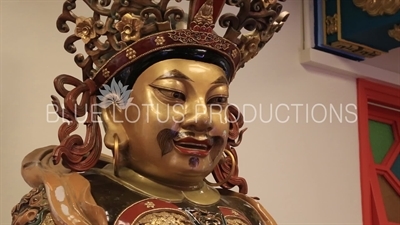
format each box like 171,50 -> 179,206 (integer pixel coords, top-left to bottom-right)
83,172 -> 264,225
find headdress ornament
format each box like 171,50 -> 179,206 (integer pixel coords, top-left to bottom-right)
57,0 -> 289,84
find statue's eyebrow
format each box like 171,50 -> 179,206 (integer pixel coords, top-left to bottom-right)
210,76 -> 228,85
155,69 -> 194,82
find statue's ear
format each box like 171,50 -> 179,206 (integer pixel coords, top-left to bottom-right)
100,106 -> 129,151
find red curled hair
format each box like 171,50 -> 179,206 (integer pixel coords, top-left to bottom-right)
212,104 -> 248,194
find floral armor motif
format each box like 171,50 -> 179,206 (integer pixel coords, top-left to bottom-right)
11,186 -> 54,225
10,190 -> 255,225
9,168 -> 270,225
112,196 -> 253,225
130,207 -> 250,225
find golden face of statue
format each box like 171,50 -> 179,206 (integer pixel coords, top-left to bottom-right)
105,59 -> 230,188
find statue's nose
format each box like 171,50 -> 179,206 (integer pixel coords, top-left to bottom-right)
181,101 -> 213,132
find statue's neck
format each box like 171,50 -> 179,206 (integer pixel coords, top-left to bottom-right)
146,175 -> 204,191
124,164 -> 206,191
91,164 -> 221,205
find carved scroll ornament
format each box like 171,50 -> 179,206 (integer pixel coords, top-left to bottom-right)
353,0 -> 400,16
388,24 -> 400,41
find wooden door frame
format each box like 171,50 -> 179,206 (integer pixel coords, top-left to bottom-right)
357,78 -> 400,225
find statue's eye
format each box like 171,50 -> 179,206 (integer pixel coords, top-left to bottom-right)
208,96 -> 228,104
159,89 -> 186,101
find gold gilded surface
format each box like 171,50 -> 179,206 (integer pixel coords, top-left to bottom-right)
102,68 -> 111,78
168,31 -> 231,50
193,0 -> 214,25
238,10 -> 289,67
101,58 -> 230,193
325,14 -> 338,35
134,211 -> 191,225
185,208 -> 224,224
204,149 -> 237,187
93,163 -> 221,205
389,24 -> 400,41
74,17 -> 96,44
239,31 -> 261,65
126,48 -> 137,60
331,40 -> 382,57
144,201 -> 155,209
353,0 -> 400,16
226,218 -> 249,225
17,147 -> 108,225
43,213 -> 56,225
154,36 -> 166,46
115,13 -> 144,42
11,186 -> 50,225
219,189 -> 277,225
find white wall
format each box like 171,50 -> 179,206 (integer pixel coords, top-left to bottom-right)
1,1 -> 365,224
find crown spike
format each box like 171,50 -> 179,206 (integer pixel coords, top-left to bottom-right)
190,0 -> 214,31
188,0 -> 225,25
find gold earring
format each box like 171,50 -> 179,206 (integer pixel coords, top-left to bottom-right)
204,149 -> 236,187
113,134 -> 120,177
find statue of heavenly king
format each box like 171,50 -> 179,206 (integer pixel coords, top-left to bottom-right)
11,0 -> 289,224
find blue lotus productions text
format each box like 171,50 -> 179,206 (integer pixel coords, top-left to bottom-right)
46,103 -> 357,124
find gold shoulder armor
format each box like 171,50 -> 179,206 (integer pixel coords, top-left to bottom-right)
238,193 -> 277,225
11,185 -> 55,225
220,189 -> 277,225
17,146 -> 108,225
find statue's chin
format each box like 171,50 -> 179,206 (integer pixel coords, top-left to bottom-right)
125,162 -> 212,188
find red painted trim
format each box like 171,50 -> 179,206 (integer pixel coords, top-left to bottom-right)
357,78 -> 400,225
370,172 -> 389,224
357,79 -> 373,225
369,104 -> 400,195
384,170 -> 400,196
358,79 -> 400,109
369,108 -> 399,168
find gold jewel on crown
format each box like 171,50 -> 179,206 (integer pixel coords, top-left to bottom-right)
57,0 -> 289,85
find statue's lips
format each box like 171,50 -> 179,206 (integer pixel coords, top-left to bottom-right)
173,137 -> 212,157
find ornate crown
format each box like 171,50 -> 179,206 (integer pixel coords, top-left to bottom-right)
57,0 -> 289,84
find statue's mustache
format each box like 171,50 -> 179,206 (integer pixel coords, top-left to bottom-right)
157,129 -> 178,156
156,129 -> 223,156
